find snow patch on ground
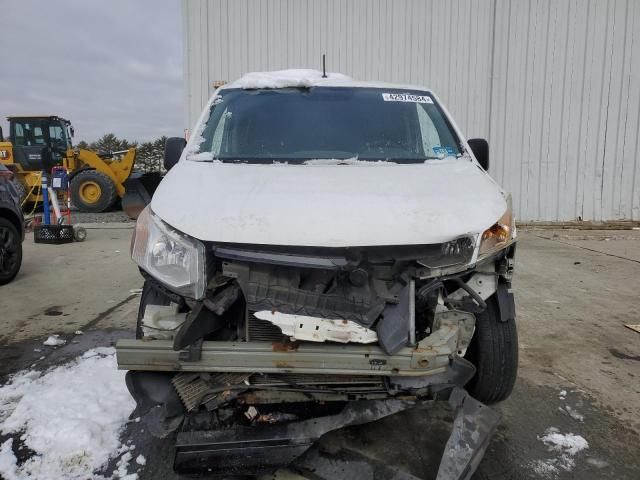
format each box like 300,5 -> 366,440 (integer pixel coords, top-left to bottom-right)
530,427 -> 589,477
540,428 -> 588,456
113,451 -> 136,480
560,405 -> 585,422
0,439 -> 20,480
0,347 -> 136,479
42,335 -> 66,346
228,69 -> 351,90
585,457 -> 609,469
530,459 -> 559,477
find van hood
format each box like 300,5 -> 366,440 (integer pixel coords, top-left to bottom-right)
150,158 -> 507,247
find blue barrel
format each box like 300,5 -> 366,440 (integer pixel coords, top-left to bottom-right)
51,166 -> 69,191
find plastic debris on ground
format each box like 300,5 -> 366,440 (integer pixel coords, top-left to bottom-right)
42,335 -> 66,346
623,324 -> 640,334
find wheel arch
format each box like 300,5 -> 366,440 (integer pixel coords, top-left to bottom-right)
0,207 -> 24,240
68,166 -> 94,181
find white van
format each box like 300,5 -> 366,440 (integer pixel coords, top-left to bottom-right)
117,69 -> 517,477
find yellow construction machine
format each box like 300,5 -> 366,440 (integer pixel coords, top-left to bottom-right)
0,115 -> 137,213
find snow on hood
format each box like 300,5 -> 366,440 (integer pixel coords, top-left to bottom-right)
151,158 -> 508,247
226,69 -> 352,89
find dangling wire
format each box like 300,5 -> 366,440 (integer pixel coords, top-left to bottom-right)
25,173 -> 43,220
20,172 -> 41,207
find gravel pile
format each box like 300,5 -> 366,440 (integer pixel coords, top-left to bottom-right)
71,210 -> 134,224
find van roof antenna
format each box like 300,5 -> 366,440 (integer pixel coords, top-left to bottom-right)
322,54 -> 327,78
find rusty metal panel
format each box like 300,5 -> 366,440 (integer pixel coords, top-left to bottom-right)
182,0 -> 640,222
114,338 -> 451,376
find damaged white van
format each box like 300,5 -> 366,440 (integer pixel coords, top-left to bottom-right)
116,70 -> 517,478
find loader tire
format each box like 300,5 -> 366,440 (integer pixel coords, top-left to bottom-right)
70,170 -> 117,213
465,295 -> 518,404
136,280 -> 172,339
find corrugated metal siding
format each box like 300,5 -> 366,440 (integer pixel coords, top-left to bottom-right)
183,0 -> 640,222
490,0 -> 640,221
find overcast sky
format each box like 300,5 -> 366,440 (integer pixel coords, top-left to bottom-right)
0,0 -> 182,143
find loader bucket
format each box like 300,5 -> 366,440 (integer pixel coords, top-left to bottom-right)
121,172 -> 163,219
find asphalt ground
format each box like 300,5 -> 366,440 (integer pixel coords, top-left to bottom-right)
1,223 -> 639,479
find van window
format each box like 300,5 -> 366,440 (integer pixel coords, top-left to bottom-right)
195,87 -> 461,164
417,104 -> 443,157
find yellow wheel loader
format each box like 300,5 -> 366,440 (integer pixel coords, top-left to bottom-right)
0,116 -> 137,213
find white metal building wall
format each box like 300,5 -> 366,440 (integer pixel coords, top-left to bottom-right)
182,0 -> 640,222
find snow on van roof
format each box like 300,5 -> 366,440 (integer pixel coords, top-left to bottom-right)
222,69 -> 431,92
225,69 -> 350,89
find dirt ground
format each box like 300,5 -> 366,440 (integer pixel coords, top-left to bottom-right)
1,223 -> 639,479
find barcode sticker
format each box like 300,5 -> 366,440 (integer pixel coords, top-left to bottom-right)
382,93 -> 433,103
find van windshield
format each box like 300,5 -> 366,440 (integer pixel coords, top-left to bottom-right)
193,87 -> 462,164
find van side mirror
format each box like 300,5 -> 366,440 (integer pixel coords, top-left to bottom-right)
468,138 -> 489,171
164,137 -> 187,171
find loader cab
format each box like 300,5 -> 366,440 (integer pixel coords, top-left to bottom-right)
7,116 -> 73,171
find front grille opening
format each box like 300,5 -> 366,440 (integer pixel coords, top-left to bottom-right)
246,309 -> 286,341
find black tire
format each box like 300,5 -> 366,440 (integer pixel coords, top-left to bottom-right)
136,280 -> 172,339
465,295 -> 518,404
73,226 -> 87,242
0,217 -> 23,285
70,170 -> 118,213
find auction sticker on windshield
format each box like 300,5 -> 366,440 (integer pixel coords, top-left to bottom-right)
382,93 -> 433,103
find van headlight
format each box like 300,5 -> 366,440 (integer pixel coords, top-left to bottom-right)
416,235 -> 475,268
478,194 -> 516,259
131,206 -> 206,299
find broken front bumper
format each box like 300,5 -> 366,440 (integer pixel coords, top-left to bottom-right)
115,311 -> 497,479
116,310 -> 472,378
172,387 -> 499,480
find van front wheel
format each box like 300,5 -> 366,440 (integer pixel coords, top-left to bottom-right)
465,295 -> 518,404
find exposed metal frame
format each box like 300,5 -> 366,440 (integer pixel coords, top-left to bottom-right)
117,311 -> 473,376
117,337 -> 451,377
